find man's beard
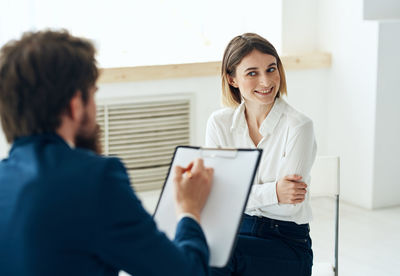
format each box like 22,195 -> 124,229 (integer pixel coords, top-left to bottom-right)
74,112 -> 102,155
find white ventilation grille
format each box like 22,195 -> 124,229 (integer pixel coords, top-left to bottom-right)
97,99 -> 190,191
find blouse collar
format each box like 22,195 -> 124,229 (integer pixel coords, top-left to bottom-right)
230,97 -> 286,136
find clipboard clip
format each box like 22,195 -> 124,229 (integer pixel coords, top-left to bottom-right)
199,147 -> 238,159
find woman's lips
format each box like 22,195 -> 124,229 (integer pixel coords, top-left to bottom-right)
254,87 -> 273,95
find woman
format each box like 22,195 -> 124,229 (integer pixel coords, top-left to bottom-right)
206,33 -> 317,276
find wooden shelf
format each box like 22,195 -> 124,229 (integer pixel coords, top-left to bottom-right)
98,52 -> 331,83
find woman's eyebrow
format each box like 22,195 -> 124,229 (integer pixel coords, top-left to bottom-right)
244,67 -> 258,72
244,63 -> 277,72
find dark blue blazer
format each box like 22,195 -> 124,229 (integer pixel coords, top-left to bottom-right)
0,134 -> 210,276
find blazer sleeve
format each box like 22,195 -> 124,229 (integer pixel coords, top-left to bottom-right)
94,158 -> 210,276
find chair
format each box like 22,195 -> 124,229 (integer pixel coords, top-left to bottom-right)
310,156 -> 340,276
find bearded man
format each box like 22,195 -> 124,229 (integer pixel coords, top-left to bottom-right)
0,30 -> 213,276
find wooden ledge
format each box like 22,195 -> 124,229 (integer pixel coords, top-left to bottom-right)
98,52 -> 331,84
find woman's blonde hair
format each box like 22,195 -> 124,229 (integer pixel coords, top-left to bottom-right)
221,33 -> 287,107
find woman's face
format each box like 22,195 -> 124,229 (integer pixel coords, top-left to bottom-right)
229,50 -> 280,108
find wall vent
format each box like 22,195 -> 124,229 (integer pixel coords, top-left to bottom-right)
97,98 -> 191,191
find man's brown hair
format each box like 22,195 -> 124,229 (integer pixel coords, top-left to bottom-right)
0,30 -> 98,143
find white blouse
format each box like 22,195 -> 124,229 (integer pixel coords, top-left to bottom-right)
205,98 -> 317,224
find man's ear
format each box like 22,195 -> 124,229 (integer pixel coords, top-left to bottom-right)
227,75 -> 238,88
68,91 -> 84,122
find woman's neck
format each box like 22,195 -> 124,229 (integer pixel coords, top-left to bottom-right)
244,101 -> 275,129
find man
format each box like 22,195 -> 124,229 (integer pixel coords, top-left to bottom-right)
0,30 -> 213,276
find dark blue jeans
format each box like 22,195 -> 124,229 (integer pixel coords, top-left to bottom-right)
211,214 -> 313,276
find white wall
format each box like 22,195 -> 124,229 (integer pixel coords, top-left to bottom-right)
284,69 -> 329,155
316,0 -> 379,208
316,0 -> 400,209
372,20 -> 400,208
364,0 -> 400,20
281,0 -> 329,155
281,0 -> 318,53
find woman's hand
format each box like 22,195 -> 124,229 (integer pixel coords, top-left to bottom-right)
276,175 -> 307,204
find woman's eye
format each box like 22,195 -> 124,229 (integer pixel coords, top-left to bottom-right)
267,67 -> 276,73
247,71 -> 256,76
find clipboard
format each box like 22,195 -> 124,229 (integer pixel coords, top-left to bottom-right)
153,146 -> 262,267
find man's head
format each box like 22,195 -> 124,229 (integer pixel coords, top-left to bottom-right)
0,30 -> 101,152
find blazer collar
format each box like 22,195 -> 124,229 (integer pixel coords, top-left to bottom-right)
10,133 -> 70,152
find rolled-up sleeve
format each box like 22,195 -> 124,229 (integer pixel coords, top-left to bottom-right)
248,121 -> 317,216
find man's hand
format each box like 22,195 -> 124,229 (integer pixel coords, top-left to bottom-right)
276,175 -> 307,204
173,158 -> 214,223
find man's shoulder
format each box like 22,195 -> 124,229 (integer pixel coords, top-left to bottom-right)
73,147 -> 119,165
30,139 -> 127,185
67,148 -> 126,177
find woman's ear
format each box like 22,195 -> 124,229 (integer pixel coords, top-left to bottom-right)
227,75 -> 239,88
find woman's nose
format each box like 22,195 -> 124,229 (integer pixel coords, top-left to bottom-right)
259,73 -> 270,86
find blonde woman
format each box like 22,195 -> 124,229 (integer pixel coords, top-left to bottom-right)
206,33 -> 317,276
